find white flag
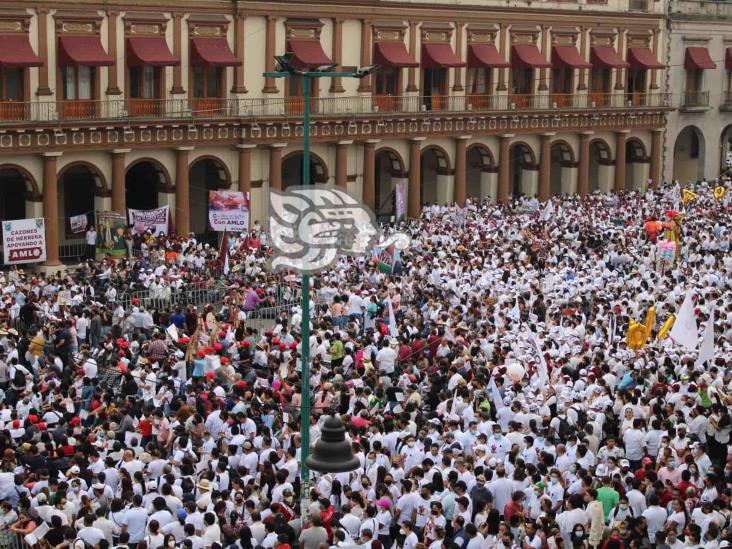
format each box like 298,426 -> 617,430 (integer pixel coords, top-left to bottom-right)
669,292 -> 699,351
223,252 -> 230,275
488,375 -> 506,410
697,310 -> 715,365
508,299 -> 521,321
528,332 -> 549,387
386,297 -> 399,338
166,323 -> 179,343
540,200 -> 554,221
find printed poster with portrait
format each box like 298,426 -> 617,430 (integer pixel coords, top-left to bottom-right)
97,211 -> 128,257
209,191 -> 250,232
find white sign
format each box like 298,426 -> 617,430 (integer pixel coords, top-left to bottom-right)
70,214 -> 88,234
128,206 -> 169,235
2,218 -> 47,265
208,191 -> 250,232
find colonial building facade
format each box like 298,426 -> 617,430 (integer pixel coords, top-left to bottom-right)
0,0 -> 669,264
666,0 -> 732,184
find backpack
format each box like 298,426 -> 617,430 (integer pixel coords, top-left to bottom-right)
570,405 -> 588,427
557,417 -> 574,440
74,539 -> 94,549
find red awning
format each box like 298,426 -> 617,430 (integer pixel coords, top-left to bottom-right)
511,44 -> 552,68
191,37 -> 240,67
684,47 -> 715,70
421,43 -> 464,68
552,45 -> 592,69
373,41 -> 418,68
58,36 -> 114,66
467,43 -> 509,68
628,47 -> 664,69
590,46 -> 629,69
287,39 -> 333,68
727,48 -> 732,70
0,35 -> 43,68
127,36 -> 179,67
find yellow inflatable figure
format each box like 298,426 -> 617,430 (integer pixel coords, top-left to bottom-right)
714,186 -> 726,201
657,315 -> 676,340
626,306 -> 656,350
682,188 -> 698,204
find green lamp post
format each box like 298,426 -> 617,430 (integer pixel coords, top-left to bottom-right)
263,56 -> 378,519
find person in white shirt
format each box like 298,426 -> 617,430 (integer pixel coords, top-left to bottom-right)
641,495 -> 667,545
622,419 -> 646,469
375,340 -> 397,376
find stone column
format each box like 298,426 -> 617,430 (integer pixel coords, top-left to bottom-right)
578,27 -> 588,91
335,141 -> 351,188
269,144 -> 286,190
356,19 -> 372,93
42,152 -> 62,266
650,29 -> 660,90
407,21 -> 419,92
614,30 -> 626,92
498,134 -> 513,204
111,149 -> 130,212
331,18 -> 346,93
237,144 -> 255,195
263,16 -> 278,94
408,137 -> 425,218
578,131 -> 593,197
175,147 -> 193,235
650,128 -> 663,188
36,9 -> 52,96
614,130 -> 629,192
362,140 -> 379,210
538,26 -> 549,92
538,132 -> 554,201
171,13 -> 185,94
496,24 -> 508,92
452,23 -> 465,92
106,11 -> 121,95
232,15 -> 247,93
454,136 -> 469,206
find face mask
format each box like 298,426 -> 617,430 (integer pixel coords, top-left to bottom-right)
690,467 -> 697,474
550,477 -> 558,485
570,465 -> 577,473
536,437 -> 544,444
493,433 -> 501,439
619,504 -> 628,510
407,441 -> 415,448
574,531 -> 583,539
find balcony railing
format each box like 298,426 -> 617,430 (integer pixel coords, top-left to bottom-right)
681,90 -> 710,108
0,93 -> 671,125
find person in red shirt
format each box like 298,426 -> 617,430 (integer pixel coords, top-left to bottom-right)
503,491 -> 526,523
319,497 -> 335,541
675,470 -> 699,499
138,412 -> 153,447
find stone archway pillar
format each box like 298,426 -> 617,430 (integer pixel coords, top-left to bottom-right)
111,149 -> 130,213
41,152 -> 62,266
175,147 -> 194,235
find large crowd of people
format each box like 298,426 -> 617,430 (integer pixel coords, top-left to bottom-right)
0,180 -> 730,549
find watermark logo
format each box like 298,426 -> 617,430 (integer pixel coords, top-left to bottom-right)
269,185 -> 410,274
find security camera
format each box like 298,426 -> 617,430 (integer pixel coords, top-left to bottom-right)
353,64 -> 381,79
275,53 -> 295,73
315,63 -> 338,72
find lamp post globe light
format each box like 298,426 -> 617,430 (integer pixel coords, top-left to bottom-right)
262,59 -> 378,520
